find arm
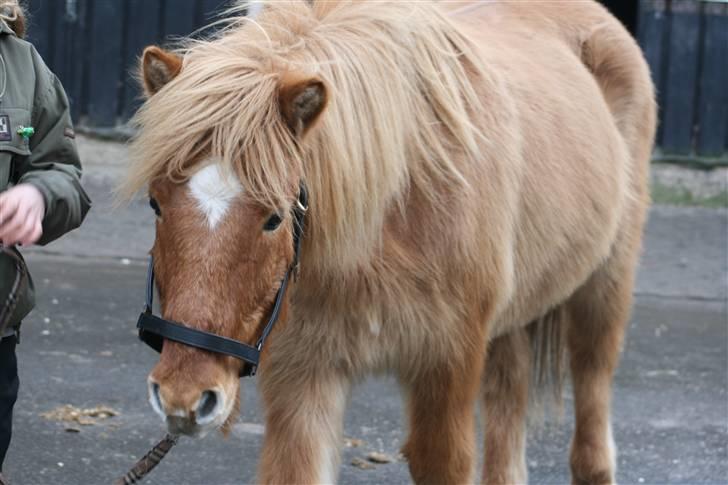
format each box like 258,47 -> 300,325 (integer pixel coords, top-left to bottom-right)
11,47 -> 91,245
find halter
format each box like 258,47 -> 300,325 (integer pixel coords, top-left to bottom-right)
136,183 -> 308,377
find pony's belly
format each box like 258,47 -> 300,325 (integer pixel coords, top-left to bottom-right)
490,209 -> 625,338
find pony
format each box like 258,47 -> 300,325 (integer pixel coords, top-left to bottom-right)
122,1 -> 656,483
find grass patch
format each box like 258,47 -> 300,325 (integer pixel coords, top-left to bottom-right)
652,183 -> 728,208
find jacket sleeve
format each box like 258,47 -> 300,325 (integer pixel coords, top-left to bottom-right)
14,47 -> 91,246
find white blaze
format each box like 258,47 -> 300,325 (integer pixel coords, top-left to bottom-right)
188,161 -> 243,229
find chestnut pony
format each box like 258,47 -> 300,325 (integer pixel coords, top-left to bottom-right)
122,1 -> 655,483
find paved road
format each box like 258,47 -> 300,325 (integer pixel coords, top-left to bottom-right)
3,138 -> 727,484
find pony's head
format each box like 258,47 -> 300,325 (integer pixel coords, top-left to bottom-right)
131,45 -> 327,436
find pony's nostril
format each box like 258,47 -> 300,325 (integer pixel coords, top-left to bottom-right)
149,382 -> 164,417
196,390 -> 219,422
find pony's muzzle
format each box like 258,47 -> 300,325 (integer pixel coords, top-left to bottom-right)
166,415 -> 197,436
148,380 -> 225,435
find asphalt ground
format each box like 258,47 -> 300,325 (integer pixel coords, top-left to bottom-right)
2,137 -> 726,484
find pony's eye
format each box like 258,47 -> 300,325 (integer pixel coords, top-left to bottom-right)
263,213 -> 283,231
149,198 -> 161,217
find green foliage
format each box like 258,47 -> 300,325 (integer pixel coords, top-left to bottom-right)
651,183 -> 728,208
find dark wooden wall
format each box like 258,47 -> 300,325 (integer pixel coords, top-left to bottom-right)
639,0 -> 727,159
24,0 -> 230,129
600,0 -> 639,34
23,0 -> 728,159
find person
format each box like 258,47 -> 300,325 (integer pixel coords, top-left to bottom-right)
0,2 -> 91,482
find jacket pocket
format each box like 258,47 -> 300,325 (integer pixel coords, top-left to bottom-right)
0,247 -> 34,335
0,109 -> 35,333
0,107 -> 32,189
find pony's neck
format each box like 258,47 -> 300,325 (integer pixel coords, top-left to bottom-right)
287,3 -> 487,273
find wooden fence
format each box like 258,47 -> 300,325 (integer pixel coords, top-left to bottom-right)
24,0 -> 231,130
22,0 -> 728,160
639,0 -> 728,160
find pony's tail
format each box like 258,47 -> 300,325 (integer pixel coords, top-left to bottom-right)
527,305 -> 568,423
579,8 -> 656,174
0,1 -> 26,38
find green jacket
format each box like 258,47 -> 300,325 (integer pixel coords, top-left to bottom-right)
0,20 -> 91,333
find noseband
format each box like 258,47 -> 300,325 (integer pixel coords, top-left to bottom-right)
136,183 -> 308,377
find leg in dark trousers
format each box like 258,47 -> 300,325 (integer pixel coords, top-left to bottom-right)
0,336 -> 18,472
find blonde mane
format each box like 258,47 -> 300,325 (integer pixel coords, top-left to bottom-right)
125,0 -> 488,267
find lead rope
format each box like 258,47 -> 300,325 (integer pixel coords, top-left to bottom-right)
113,434 -> 179,485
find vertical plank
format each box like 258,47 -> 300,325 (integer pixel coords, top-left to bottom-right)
25,1 -> 86,121
197,0 -> 229,38
696,3 -> 728,157
50,5 -> 70,86
122,0 -> 163,120
24,0 -> 58,69
638,0 -> 669,148
86,0 -> 124,126
661,0 -> 701,155
53,1 -> 84,108
162,0 -> 197,40
599,0 -> 638,35
62,0 -> 89,121
200,0 -> 227,20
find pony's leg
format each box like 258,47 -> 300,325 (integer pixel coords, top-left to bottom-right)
566,258 -> 635,485
258,364 -> 350,485
402,332 -> 486,484
481,329 -> 530,484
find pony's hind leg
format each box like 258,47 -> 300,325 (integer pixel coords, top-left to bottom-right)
566,256 -> 637,485
481,328 -> 530,484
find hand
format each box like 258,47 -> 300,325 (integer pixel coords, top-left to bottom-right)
0,184 -> 45,246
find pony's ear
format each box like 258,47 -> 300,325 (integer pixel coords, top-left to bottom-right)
141,46 -> 183,97
278,74 -> 328,137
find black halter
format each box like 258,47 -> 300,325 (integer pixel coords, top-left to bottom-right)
136,183 -> 308,377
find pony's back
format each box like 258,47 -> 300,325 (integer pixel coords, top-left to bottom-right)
439,1 -> 656,334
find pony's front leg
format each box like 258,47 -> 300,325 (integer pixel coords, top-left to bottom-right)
258,361 -> 350,485
402,329 -> 487,485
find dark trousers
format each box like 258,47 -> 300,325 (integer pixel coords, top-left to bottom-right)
0,336 -> 18,472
